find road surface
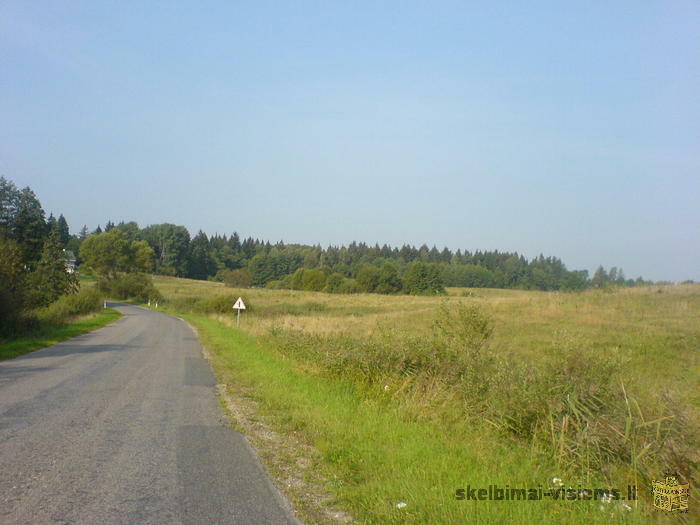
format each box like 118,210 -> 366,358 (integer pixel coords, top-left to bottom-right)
0,304 -> 300,525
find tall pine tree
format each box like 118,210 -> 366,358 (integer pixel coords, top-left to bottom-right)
13,187 -> 47,269
27,228 -> 78,307
57,214 -> 70,246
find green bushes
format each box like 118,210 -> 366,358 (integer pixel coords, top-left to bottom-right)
223,268 -> 253,288
356,264 -> 403,294
268,262 -> 446,296
264,304 -> 688,482
265,280 -> 286,290
285,268 -> 327,292
169,294 -> 253,315
36,288 -> 104,326
197,294 -> 253,314
323,273 -> 358,294
97,273 -> 162,302
402,261 -> 445,295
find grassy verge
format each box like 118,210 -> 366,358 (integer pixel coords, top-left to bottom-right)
0,308 -> 122,360
182,312 -> 652,525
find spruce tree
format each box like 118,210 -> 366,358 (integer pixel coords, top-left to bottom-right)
188,231 -> 215,280
47,212 -> 57,233
28,229 -> 78,307
57,214 -> 71,246
13,187 -> 47,268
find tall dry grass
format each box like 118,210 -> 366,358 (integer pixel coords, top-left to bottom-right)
157,276 -> 699,500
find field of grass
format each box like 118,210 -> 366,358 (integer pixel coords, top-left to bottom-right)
154,275 -> 699,524
0,308 -> 122,361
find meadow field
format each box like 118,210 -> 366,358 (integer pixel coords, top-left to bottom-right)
154,276 -> 698,524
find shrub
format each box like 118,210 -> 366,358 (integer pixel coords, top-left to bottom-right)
356,266 -> 381,293
323,273 -> 346,293
402,262 -> 446,295
375,264 -> 402,294
98,273 -> 163,302
37,288 -> 103,326
337,278 -> 359,294
160,294 -> 253,314
193,294 -> 253,314
263,303 -> 689,480
300,269 -> 327,291
223,268 -> 253,288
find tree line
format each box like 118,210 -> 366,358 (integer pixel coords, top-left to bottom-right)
1,177 -> 80,335
2,174 -> 657,331
72,219 -> 652,295
0,177 -> 164,337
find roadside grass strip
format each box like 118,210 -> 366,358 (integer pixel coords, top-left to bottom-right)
0,309 -> 122,360
183,313 -> 649,525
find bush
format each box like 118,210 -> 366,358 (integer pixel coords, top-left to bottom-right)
323,273 -> 345,293
223,268 -> 253,288
98,273 -> 163,302
197,295 -> 251,314
169,294 -> 253,314
300,269 -> 327,291
375,264 -> 402,294
402,262 -> 446,295
264,303 -> 689,480
337,278 -> 359,294
356,266 -> 380,293
37,288 -> 103,326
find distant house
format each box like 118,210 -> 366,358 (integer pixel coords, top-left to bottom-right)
64,250 -> 77,274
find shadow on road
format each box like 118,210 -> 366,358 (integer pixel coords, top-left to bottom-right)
2,343 -> 139,362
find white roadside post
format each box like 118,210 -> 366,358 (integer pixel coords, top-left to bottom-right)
233,297 -> 246,327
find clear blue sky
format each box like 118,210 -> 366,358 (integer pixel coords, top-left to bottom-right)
1,1 -> 698,281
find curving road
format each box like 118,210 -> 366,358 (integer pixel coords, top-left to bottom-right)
0,304 -> 300,525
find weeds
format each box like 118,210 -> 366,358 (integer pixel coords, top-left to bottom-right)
157,278 -> 699,522
166,294 -> 253,314
263,304 -> 695,492
36,287 -> 104,325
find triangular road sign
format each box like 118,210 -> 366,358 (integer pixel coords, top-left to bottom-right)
233,297 -> 246,310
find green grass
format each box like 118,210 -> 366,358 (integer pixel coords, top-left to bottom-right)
0,308 -> 122,360
183,312 -> 653,525
153,278 -> 697,523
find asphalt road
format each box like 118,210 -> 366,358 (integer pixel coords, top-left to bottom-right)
0,304 -> 300,525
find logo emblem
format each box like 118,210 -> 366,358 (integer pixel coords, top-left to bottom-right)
652,474 -> 689,512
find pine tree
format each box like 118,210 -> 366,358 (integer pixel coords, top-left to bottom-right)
47,213 -> 57,233
13,187 -> 47,268
57,214 -> 71,246
188,231 -> 215,280
591,266 -> 608,288
28,229 -> 78,307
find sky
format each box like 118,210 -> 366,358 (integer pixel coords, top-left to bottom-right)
1,1 -> 698,282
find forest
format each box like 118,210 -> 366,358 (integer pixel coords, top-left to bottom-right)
1,174 -> 657,336
75,220 -> 652,294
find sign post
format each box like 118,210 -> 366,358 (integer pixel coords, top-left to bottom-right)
233,297 -> 246,327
